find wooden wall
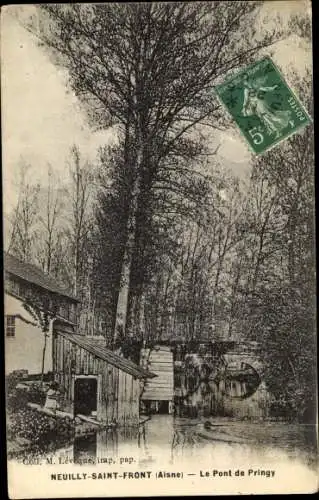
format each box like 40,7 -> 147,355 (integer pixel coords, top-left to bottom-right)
5,273 -> 77,324
53,334 -> 140,426
140,346 -> 174,404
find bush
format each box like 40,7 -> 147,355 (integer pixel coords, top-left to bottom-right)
6,373 -> 26,394
7,384 -> 46,413
8,408 -> 74,451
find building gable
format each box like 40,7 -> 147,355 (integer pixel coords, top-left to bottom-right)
4,253 -> 79,324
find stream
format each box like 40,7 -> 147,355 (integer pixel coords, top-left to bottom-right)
43,415 -> 318,472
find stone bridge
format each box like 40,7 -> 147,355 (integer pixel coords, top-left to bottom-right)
140,340 -> 269,418
223,341 -> 263,374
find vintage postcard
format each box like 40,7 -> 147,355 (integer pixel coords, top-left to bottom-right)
2,2 -> 318,498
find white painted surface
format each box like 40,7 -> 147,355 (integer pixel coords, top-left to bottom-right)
4,293 -> 52,375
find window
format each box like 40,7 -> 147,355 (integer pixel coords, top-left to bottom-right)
6,278 -> 20,297
6,316 -> 16,337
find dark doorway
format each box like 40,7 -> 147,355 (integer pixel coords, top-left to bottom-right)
74,377 -> 97,416
148,400 -> 169,414
158,401 -> 169,414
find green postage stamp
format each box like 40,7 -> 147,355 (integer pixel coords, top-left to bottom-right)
215,56 -> 311,155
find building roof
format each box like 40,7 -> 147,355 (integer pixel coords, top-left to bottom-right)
4,252 -> 79,302
57,331 -> 156,379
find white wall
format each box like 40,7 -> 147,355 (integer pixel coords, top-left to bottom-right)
5,293 -> 53,375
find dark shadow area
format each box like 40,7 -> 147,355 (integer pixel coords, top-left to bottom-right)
74,378 -> 97,416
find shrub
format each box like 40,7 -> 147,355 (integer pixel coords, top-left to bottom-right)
8,408 -> 74,449
7,385 -> 46,413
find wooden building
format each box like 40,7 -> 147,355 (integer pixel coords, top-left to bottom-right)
53,323 -> 155,426
140,345 -> 174,413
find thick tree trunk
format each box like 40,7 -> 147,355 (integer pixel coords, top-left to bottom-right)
138,292 -> 146,340
113,146 -> 143,346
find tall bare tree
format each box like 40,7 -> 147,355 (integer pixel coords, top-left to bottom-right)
7,160 -> 40,262
35,165 -> 66,278
63,145 -> 94,297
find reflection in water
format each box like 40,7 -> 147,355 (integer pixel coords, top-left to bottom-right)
74,433 -> 97,464
53,416 -> 317,471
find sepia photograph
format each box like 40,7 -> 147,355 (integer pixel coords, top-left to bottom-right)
2,2 -> 317,497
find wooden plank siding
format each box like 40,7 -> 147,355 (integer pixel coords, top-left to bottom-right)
141,347 -> 174,403
53,331 -> 144,426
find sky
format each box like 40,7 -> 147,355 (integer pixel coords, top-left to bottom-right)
1,2 -> 312,214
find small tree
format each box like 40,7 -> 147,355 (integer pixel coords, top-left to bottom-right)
23,292 -> 59,386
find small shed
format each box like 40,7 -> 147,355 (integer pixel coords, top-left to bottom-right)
140,345 -> 174,414
53,324 -> 155,426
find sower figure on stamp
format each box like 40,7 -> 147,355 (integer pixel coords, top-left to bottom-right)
241,73 -> 293,138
